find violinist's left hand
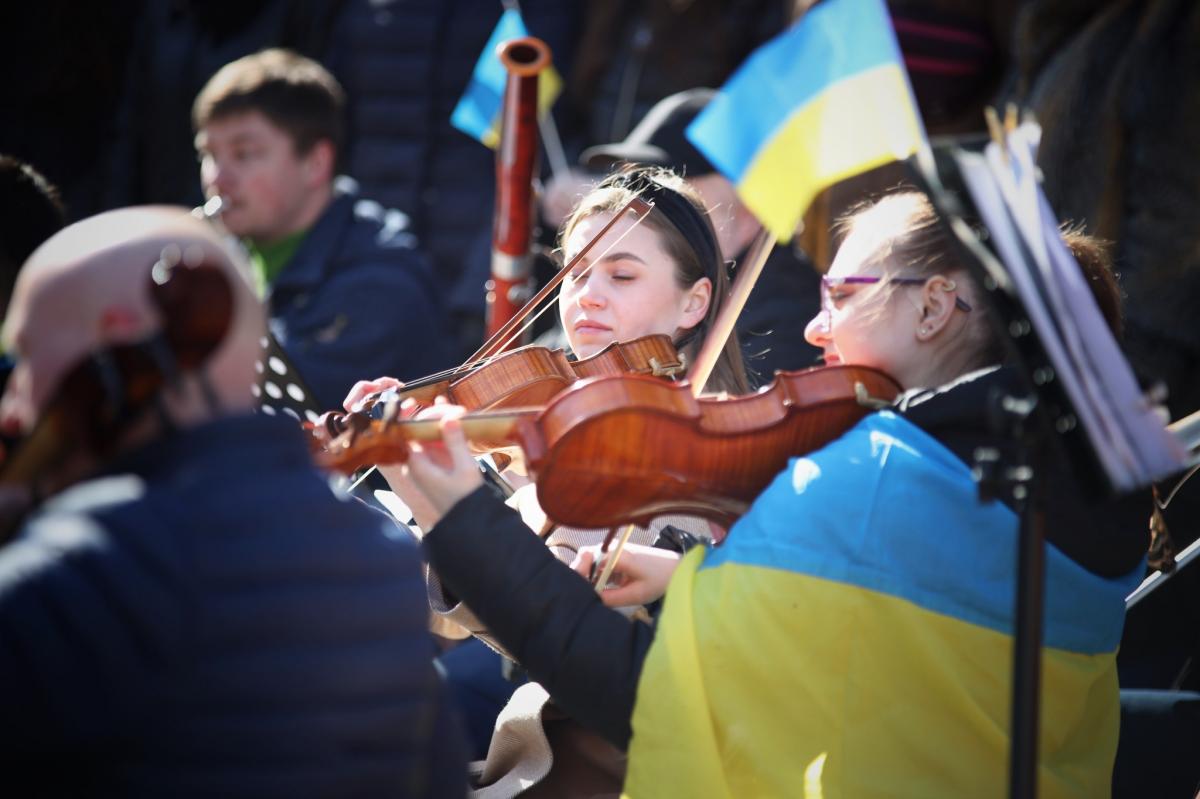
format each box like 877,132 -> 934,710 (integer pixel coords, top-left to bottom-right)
343,376 -> 404,412
401,403 -> 484,529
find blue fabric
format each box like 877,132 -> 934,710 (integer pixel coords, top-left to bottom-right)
450,9 -> 530,144
685,0 -> 906,182
706,411 -> 1143,654
268,185 -> 454,408
0,413 -> 465,796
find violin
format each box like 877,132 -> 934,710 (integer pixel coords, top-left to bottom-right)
314,333 -> 685,442
315,365 -> 901,539
0,254 -> 233,542
312,196 -> 668,443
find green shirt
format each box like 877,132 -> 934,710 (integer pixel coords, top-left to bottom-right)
246,229 -> 308,298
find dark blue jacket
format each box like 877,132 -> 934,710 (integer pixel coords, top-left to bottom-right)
269,184 -> 454,409
0,413 -> 464,797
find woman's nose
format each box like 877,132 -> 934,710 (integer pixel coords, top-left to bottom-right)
576,276 -> 607,309
804,310 -> 830,348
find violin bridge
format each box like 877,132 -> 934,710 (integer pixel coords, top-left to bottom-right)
649,354 -> 687,378
854,381 -> 893,410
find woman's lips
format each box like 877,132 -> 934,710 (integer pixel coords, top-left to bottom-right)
573,321 -> 612,335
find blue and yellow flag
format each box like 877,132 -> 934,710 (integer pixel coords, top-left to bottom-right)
624,411 -> 1140,798
450,8 -> 562,149
686,0 -> 926,240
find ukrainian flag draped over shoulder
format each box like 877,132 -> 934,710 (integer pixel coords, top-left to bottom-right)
686,0 -> 926,240
450,7 -> 562,149
623,412 -> 1140,798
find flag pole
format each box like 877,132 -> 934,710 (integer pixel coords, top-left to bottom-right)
538,112 -> 570,182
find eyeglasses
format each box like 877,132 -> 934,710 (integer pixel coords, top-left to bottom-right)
820,275 -> 973,315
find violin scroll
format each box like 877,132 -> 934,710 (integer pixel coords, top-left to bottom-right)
0,255 -> 235,541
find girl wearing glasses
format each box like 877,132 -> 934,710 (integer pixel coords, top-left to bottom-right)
620,192 -> 1140,797
398,189 -> 1145,798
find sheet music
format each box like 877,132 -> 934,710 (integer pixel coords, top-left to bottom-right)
995,134 -> 1143,484
954,123 -> 1186,492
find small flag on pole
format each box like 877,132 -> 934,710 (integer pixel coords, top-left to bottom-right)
451,8 -> 563,149
686,0 -> 927,241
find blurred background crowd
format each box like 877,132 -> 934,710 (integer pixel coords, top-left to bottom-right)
2,2 -> 1199,792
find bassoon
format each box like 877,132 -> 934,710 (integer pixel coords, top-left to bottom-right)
485,36 -> 552,346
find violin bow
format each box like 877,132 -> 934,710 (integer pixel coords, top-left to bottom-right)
468,196 -> 654,365
345,195 -> 657,403
686,226 -> 776,396
337,196 -> 657,490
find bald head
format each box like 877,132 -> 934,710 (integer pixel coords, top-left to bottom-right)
1,206 -> 265,434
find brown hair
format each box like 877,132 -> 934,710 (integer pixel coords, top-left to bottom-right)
1061,226 -> 1122,339
192,49 -> 345,165
836,191 -> 1125,376
561,167 -> 750,395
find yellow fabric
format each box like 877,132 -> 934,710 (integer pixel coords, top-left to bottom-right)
623,553 -> 1121,798
738,64 -> 925,240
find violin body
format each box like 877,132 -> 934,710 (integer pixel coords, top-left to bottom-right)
317,365 -> 901,537
525,366 -> 900,537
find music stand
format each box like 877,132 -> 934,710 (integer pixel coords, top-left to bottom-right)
908,124 -> 1186,799
252,331 -> 323,425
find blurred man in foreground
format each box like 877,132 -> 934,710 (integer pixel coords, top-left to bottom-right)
0,207 -> 463,796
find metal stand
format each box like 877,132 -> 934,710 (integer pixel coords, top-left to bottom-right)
975,391 -> 1047,799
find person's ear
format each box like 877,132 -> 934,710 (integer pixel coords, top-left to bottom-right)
915,275 -> 957,341
678,276 -> 712,331
304,140 -> 336,185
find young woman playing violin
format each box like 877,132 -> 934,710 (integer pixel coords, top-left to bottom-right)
345,167 -> 750,784
394,189 -> 1149,798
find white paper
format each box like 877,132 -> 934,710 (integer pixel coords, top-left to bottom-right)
953,123 -> 1186,492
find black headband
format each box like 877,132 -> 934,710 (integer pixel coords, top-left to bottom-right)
607,171 -> 722,284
